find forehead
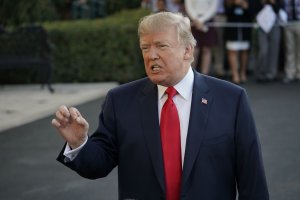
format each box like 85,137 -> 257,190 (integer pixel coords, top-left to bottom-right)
139,26 -> 179,44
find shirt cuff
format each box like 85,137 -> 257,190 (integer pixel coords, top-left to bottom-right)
63,137 -> 88,162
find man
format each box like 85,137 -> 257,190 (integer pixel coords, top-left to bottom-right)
149,0 -> 181,12
282,0 -> 300,83
52,12 -> 269,200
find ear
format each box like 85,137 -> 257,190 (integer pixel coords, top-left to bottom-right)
184,44 -> 194,61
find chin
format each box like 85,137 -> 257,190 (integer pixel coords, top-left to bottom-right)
148,77 -> 164,85
148,74 -> 172,86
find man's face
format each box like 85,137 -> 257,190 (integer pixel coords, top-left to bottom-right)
140,26 -> 192,86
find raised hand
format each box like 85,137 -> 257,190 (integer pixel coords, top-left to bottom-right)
52,105 -> 89,149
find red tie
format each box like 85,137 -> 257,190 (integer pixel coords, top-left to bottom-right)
160,86 -> 182,200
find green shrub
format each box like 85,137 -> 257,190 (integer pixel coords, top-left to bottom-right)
0,0 -> 58,26
45,8 -> 150,83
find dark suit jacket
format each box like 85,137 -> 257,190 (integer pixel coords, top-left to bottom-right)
57,71 -> 269,200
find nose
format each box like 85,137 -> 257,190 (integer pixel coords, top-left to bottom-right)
149,47 -> 159,60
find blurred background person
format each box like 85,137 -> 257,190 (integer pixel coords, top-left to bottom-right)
0,25 -> 5,34
147,0 -> 182,12
155,0 -> 167,12
224,0 -> 253,84
166,0 -> 182,12
256,0 -> 283,83
212,0 -> 227,78
185,0 -> 219,75
141,0 -> 152,9
72,0 -> 90,19
282,0 -> 300,83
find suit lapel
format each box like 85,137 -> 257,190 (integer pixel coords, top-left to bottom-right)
182,72 -> 213,186
138,80 -> 165,192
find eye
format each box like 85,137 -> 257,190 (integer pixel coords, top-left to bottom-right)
141,46 -> 149,52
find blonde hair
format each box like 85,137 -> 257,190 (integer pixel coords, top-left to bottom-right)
138,12 -> 197,48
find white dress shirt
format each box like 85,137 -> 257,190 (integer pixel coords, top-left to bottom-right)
157,67 -> 194,166
64,67 -> 194,165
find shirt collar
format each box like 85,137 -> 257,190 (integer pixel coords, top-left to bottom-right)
158,67 -> 194,100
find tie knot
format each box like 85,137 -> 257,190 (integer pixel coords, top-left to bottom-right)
166,86 -> 177,99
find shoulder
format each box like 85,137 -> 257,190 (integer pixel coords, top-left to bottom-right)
194,72 -> 248,103
107,77 -> 153,97
195,72 -> 244,94
194,73 -> 251,113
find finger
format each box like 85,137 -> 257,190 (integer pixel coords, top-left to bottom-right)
58,105 -> 70,118
69,107 -> 89,129
69,107 -> 80,120
55,109 -> 65,120
73,107 -> 82,118
51,118 -> 61,128
76,116 -> 89,129
55,110 -> 70,125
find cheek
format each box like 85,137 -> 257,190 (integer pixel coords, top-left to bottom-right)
166,57 -> 182,69
142,56 -> 149,66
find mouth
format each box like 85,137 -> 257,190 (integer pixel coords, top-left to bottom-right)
150,64 -> 161,73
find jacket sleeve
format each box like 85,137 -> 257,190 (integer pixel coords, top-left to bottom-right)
235,89 -> 269,200
57,90 -> 118,179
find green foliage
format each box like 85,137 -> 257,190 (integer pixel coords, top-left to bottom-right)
106,0 -> 141,14
0,0 -> 142,27
0,0 -> 58,26
45,8 -> 150,83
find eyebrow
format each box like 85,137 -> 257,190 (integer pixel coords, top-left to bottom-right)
141,39 -> 170,45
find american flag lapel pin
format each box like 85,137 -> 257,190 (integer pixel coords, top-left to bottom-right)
201,98 -> 208,105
